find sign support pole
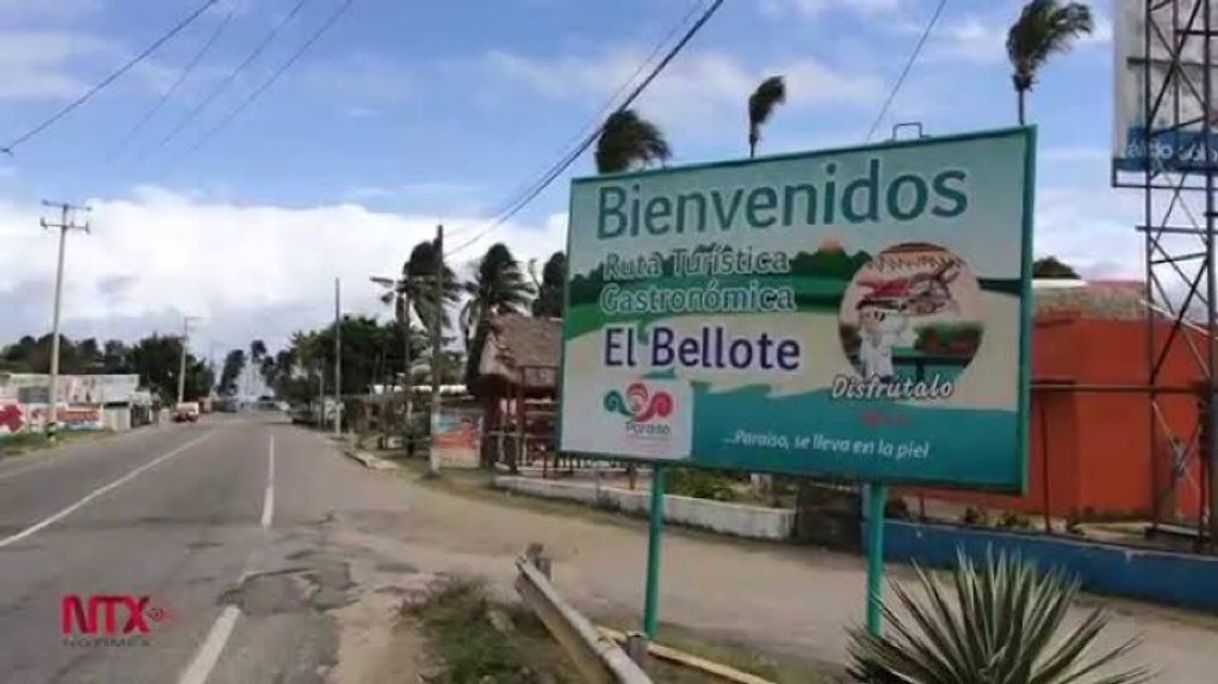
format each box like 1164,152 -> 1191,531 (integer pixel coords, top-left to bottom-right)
642,464 -> 667,639
865,481 -> 887,636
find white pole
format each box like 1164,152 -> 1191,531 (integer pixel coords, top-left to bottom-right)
334,277 -> 342,435
46,222 -> 67,439
177,317 -> 189,405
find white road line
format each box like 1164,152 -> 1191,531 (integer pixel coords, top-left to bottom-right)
260,435 -> 275,528
177,605 -> 241,684
181,431 -> 275,684
0,431 -> 213,549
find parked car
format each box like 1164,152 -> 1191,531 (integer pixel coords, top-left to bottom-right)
174,402 -> 200,423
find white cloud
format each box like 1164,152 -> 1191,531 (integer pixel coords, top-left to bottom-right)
485,48 -> 882,132
0,188 -> 565,348
927,16 -> 1007,64
296,53 -> 411,107
926,6 -> 1112,66
0,30 -> 110,100
1034,185 -> 1142,279
0,0 -> 102,21
0,28 -> 179,101
1041,146 -> 1109,163
345,182 -> 481,202
758,0 -> 903,19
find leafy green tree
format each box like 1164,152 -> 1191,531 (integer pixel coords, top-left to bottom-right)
219,349 -> 246,395
1007,0 -> 1093,124
848,552 -> 1148,683
530,251 -> 566,318
102,339 -> 131,373
595,109 -> 671,173
748,75 -> 786,158
1033,255 -> 1080,279
128,334 -> 211,403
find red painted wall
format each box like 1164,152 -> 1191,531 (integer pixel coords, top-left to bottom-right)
905,312 -> 1205,522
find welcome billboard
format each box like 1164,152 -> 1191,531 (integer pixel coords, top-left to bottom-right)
558,128 -> 1035,491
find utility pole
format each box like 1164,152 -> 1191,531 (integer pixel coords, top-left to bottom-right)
176,315 -> 201,404
39,201 -> 90,440
429,224 -> 444,476
334,277 -> 342,435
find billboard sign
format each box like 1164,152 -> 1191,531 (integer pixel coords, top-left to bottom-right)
1113,1 -> 1218,173
558,128 -> 1034,491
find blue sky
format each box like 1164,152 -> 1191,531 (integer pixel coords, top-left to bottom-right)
0,0 -> 1130,353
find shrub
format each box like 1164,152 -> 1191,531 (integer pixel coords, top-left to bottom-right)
961,506 -> 990,526
667,467 -> 738,502
847,552 -> 1149,684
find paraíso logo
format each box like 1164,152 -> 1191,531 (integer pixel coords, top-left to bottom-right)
603,382 -> 674,439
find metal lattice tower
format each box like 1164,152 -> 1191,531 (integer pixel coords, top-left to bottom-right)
1117,0 -> 1217,546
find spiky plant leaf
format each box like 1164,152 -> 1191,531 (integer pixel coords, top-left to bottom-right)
848,550 -> 1149,683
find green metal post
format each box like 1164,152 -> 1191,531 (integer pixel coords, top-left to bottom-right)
643,464 -> 666,639
865,481 -> 887,636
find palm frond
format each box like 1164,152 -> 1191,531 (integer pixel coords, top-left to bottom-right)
596,109 -> 671,174
1006,0 -> 1094,91
748,75 -> 786,154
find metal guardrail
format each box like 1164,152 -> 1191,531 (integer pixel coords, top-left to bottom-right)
514,546 -> 651,684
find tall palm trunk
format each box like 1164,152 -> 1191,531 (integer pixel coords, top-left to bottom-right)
1018,89 -> 1026,125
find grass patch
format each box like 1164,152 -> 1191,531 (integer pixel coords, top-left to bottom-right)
1,429 -> 112,458
404,577 -> 580,683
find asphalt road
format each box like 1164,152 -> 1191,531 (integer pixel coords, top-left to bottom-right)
0,413 -> 404,684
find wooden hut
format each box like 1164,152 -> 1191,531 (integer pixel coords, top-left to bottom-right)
473,314 -> 561,469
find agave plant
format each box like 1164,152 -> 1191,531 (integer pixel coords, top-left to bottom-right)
848,551 -> 1150,683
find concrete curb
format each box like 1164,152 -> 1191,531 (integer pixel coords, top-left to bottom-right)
494,475 -> 794,541
342,448 -> 401,471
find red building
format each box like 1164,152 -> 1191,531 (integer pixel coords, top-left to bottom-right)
908,280 -> 1206,523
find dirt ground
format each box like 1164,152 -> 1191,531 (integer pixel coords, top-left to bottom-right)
321,461 -> 1218,682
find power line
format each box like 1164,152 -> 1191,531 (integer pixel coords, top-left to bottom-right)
471,0 -> 709,231
2,0 -> 218,154
447,0 -> 726,258
864,0 -> 949,142
111,1 -> 241,161
151,0 -> 311,153
173,0 -> 356,165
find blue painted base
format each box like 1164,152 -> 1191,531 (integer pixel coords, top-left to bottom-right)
869,520 -> 1218,614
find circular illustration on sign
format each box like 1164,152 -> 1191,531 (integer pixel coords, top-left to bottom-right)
838,242 -> 984,387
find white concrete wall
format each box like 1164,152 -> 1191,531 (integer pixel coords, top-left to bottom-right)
493,475 -> 794,541
102,407 -> 131,432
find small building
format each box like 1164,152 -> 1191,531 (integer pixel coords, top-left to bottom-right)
0,373 -> 144,435
473,314 -> 561,468
908,279 -> 1206,524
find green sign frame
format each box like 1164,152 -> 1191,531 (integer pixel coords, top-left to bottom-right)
558,127 -> 1035,493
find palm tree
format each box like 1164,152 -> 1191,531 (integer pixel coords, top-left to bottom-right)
530,251 -> 566,318
748,75 -> 786,158
460,243 -> 535,348
595,109 -> 671,174
1007,0 -> 1093,125
460,244 -> 535,387
375,239 -> 459,447
249,339 -> 267,396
